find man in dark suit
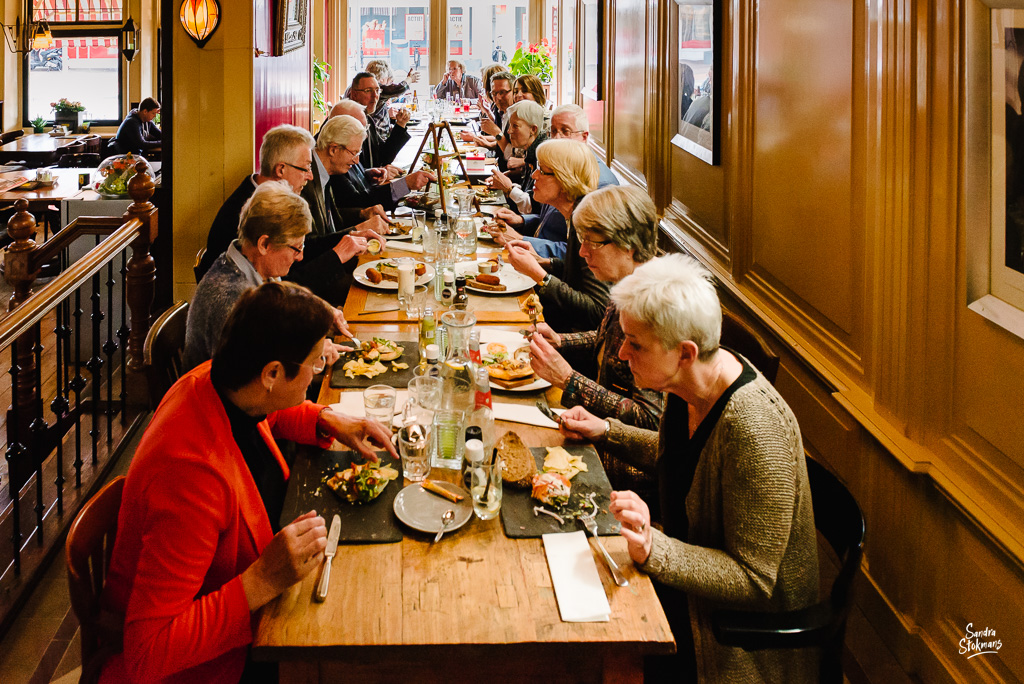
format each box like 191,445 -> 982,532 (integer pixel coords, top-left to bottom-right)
349,72 -> 411,167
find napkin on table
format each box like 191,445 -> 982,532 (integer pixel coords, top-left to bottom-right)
491,402 -> 562,429
543,531 -> 611,622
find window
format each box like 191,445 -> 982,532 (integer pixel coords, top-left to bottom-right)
559,0 -> 575,105
24,30 -> 123,125
347,3 -> 431,90
447,1 -> 528,76
24,0 -> 124,126
33,0 -> 122,23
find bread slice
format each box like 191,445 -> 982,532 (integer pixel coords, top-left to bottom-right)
498,430 -> 536,489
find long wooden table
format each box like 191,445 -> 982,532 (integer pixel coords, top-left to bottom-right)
0,133 -> 88,166
252,247 -> 675,682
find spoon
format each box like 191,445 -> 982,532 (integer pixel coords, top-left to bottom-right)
434,509 -> 456,543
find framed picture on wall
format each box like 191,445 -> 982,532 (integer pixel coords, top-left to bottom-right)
275,0 -> 309,55
671,0 -> 720,165
580,0 -> 603,101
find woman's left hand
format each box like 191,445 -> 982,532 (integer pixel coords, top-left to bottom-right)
505,242 -> 548,283
489,168 -> 515,193
609,490 -> 653,564
529,333 -> 572,389
322,340 -> 343,367
317,409 -> 398,460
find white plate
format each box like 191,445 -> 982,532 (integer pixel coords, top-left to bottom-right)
477,329 -> 551,392
355,260 -> 434,291
381,220 -> 417,240
454,261 -> 536,296
393,482 -> 473,534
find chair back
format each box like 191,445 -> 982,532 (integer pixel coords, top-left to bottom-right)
66,476 -> 126,682
0,129 -> 25,144
143,300 -> 189,408
710,457 -> 865,684
193,247 -> 207,283
721,308 -> 781,384
80,134 -> 102,153
58,152 -> 101,168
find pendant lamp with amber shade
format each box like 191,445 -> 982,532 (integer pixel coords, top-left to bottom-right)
180,0 -> 220,48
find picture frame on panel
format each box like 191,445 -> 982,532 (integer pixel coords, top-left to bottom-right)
275,0 -> 308,55
671,0 -> 720,165
580,0 -> 603,101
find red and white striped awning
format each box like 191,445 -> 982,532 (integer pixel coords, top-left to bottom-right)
33,0 -> 122,23
53,37 -> 115,49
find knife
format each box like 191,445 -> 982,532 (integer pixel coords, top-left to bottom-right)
536,399 -> 562,427
315,515 -> 341,602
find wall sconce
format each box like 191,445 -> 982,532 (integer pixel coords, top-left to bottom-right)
121,15 -> 139,62
179,0 -> 220,48
2,0 -> 54,55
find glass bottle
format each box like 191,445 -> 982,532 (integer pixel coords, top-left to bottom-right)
418,307 -> 436,366
433,310 -> 477,469
451,188 -> 477,257
462,427 -> 483,491
453,275 -> 469,311
468,365 -> 495,457
440,271 -> 455,307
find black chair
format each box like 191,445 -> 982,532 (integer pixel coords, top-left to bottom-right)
711,458 -> 865,684
721,308 -> 781,384
58,152 -> 101,168
0,129 -> 25,144
142,301 -> 189,408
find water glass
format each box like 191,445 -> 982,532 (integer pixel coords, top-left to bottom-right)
432,408 -> 465,469
410,209 -> 426,243
403,285 -> 429,319
470,459 -> 502,520
407,375 -> 442,415
363,385 -> 397,428
398,425 -> 431,482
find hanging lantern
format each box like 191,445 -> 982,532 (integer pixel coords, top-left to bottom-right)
179,0 -> 220,48
31,21 -> 53,50
121,16 -> 139,62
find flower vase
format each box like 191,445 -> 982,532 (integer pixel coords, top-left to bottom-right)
54,111 -> 85,133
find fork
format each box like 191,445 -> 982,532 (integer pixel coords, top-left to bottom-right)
579,504 -> 630,587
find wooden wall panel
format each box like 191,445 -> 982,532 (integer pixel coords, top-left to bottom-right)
669,147 -> 727,249
609,0 -> 646,179
750,0 -> 858,337
253,0 -> 312,157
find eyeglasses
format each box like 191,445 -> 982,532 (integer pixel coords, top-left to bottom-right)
535,167 -> 556,176
491,89 -> 512,96
353,86 -> 381,94
283,162 -> 313,174
284,242 -> 305,255
289,355 -> 327,374
577,233 -> 612,250
337,144 -> 361,157
552,128 -> 585,138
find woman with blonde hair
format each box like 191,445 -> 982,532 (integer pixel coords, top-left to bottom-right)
504,139 -> 610,332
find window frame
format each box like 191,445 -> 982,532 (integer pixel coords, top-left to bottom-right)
22,27 -> 125,128
32,0 -> 124,25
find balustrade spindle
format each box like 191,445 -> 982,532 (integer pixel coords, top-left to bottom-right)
31,336 -> 45,545
118,252 -> 129,421
51,272 -> 71,515
87,268 -> 104,463
6,347 -> 23,572
71,288 -> 85,488
104,260 -> 117,442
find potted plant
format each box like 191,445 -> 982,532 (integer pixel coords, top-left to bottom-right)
30,116 -> 46,134
507,40 -> 554,84
50,98 -> 87,133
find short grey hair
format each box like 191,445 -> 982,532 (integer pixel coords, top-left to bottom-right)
365,59 -> 393,84
317,114 -> 365,152
238,181 -> 312,248
610,254 -> 721,359
490,71 -> 515,90
573,185 -> 659,263
328,99 -> 367,125
506,100 -> 545,131
552,103 -> 588,133
258,124 -> 314,177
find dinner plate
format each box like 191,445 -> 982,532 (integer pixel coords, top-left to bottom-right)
477,329 -> 551,392
381,218 -> 418,240
393,482 -> 473,534
354,259 -> 435,291
455,261 -> 536,296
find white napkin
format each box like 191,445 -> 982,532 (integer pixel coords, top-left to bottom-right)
387,242 -> 423,254
330,390 -> 409,420
543,531 -> 611,622
491,402 -> 562,429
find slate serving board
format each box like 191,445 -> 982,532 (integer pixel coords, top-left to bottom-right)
329,335 -> 417,389
279,449 -> 403,543
500,445 -> 621,538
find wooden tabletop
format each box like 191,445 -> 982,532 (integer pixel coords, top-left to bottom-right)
252,318 -> 674,682
0,167 -> 98,204
0,133 -> 87,164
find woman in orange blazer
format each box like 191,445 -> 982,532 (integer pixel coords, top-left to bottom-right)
100,283 -> 395,683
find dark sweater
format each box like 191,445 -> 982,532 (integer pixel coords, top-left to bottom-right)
108,109 -> 161,155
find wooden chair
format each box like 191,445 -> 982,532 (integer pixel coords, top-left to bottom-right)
80,134 -> 102,154
0,129 -> 25,144
711,458 -> 866,684
66,476 -> 126,684
720,308 -> 781,384
193,246 -> 206,283
142,300 -> 189,408
57,152 -> 102,168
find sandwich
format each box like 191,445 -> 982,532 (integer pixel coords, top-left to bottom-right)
466,273 -> 507,292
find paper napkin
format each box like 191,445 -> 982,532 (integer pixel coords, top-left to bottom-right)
492,402 -> 562,429
543,531 -> 611,622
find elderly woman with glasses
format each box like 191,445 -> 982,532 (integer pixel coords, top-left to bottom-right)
558,254 -> 819,683
101,282 -> 396,684
527,186 -> 665,493
503,139 -> 610,332
185,181 -> 349,370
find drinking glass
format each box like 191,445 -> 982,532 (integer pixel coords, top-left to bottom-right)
398,425 -> 431,482
403,285 -> 429,319
470,459 -> 502,520
363,385 -> 397,428
410,209 -> 426,242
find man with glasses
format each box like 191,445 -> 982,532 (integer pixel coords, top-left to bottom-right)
349,72 -> 411,167
549,104 -> 618,188
462,71 -> 514,152
434,59 -> 486,101
327,100 -> 435,212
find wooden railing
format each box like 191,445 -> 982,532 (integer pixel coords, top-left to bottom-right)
0,161 -> 157,635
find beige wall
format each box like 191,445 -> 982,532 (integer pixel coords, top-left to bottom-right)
586,0 -> 1024,679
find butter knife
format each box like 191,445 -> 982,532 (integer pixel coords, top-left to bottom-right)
315,515 -> 341,602
536,399 -> 562,426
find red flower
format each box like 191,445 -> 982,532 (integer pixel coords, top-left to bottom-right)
516,41 -> 523,49
529,44 -> 538,53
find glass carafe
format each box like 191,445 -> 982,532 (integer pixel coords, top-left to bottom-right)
451,188 -> 477,257
433,310 -> 476,469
